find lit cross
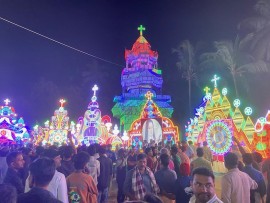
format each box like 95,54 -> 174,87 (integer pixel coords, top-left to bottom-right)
137,25 -> 145,36
211,75 -> 220,88
145,91 -> 153,101
203,86 -> 210,94
59,99 -> 66,107
92,85 -> 99,96
4,98 -> 11,106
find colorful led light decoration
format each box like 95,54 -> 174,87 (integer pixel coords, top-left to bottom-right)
252,110 -> 270,158
186,75 -> 255,156
206,120 -> 233,155
0,98 -> 30,145
128,91 -> 179,148
112,25 -> 174,133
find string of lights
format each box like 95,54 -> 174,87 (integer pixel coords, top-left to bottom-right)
0,16 -> 124,68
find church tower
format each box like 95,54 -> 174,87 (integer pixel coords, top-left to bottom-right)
112,25 -> 174,132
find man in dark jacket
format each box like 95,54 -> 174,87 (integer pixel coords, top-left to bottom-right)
97,146 -> 112,203
3,151 -> 25,194
17,157 -> 62,203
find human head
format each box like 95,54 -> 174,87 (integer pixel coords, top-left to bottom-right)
21,147 -> 32,156
87,145 -> 95,156
73,152 -> 90,170
35,146 -> 45,157
203,141 -> 208,146
61,146 -> 74,159
171,145 -> 178,155
196,147 -> 204,157
188,140 -> 193,145
99,146 -> 107,155
181,140 -> 188,147
224,152 -> 238,170
43,149 -> 61,168
145,147 -> 153,156
6,151 -> 24,170
118,148 -> 126,158
136,153 -> 147,170
181,145 -> 187,152
131,145 -> 136,154
143,193 -> 163,203
151,146 -> 158,157
29,158 -> 55,188
0,184 -> 17,203
191,167 -> 216,203
160,153 -> 170,168
242,153 -> 253,166
107,144 -> 112,151
160,147 -> 170,155
252,151 -> 263,163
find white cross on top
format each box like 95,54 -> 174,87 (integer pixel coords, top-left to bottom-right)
211,74 -> 220,88
92,84 -> 99,96
4,98 -> 10,106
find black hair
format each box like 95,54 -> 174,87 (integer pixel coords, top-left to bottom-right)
73,151 -> 90,170
253,152 -> 263,163
137,153 -> 147,161
191,167 -> 215,181
87,145 -> 95,156
6,151 -> 22,166
144,147 -> 152,155
0,184 -> 17,203
160,153 -> 169,167
143,193 -> 163,203
224,152 -> 238,169
243,153 -> 253,165
196,147 -> 204,157
61,146 -> 74,159
171,145 -> 178,154
29,158 -> 56,187
99,146 -> 106,155
20,147 -> 31,155
35,146 -> 45,156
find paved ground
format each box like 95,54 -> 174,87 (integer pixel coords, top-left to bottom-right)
107,172 -> 224,202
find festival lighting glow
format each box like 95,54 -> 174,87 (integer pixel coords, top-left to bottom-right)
186,75 -> 255,156
0,98 -> 30,145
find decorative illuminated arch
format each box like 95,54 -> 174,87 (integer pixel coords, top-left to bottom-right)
128,91 -> 179,147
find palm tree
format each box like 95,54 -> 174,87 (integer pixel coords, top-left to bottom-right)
238,0 -> 270,62
200,37 -> 268,97
172,40 -> 198,116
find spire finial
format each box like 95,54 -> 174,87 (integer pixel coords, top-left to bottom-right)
4,98 -> 11,106
137,25 -> 145,36
203,86 -> 210,94
211,74 -> 220,88
59,99 -> 66,107
91,84 -> 99,102
145,91 -> 153,101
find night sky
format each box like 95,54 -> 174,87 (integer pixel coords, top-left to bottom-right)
0,0 -> 269,133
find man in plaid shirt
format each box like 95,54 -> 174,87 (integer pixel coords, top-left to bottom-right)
123,153 -> 159,201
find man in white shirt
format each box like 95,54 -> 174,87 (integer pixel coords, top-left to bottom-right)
25,149 -> 68,203
86,145 -> 100,185
221,152 -> 258,203
189,167 -> 222,203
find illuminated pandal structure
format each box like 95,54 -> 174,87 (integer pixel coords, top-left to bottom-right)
33,99 -> 70,146
186,75 -> 255,160
112,25 -> 174,136
72,85 -> 122,147
253,111 -> 270,158
0,98 -> 30,145
128,91 -> 179,148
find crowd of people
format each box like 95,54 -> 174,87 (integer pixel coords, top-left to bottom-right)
0,139 -> 269,203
